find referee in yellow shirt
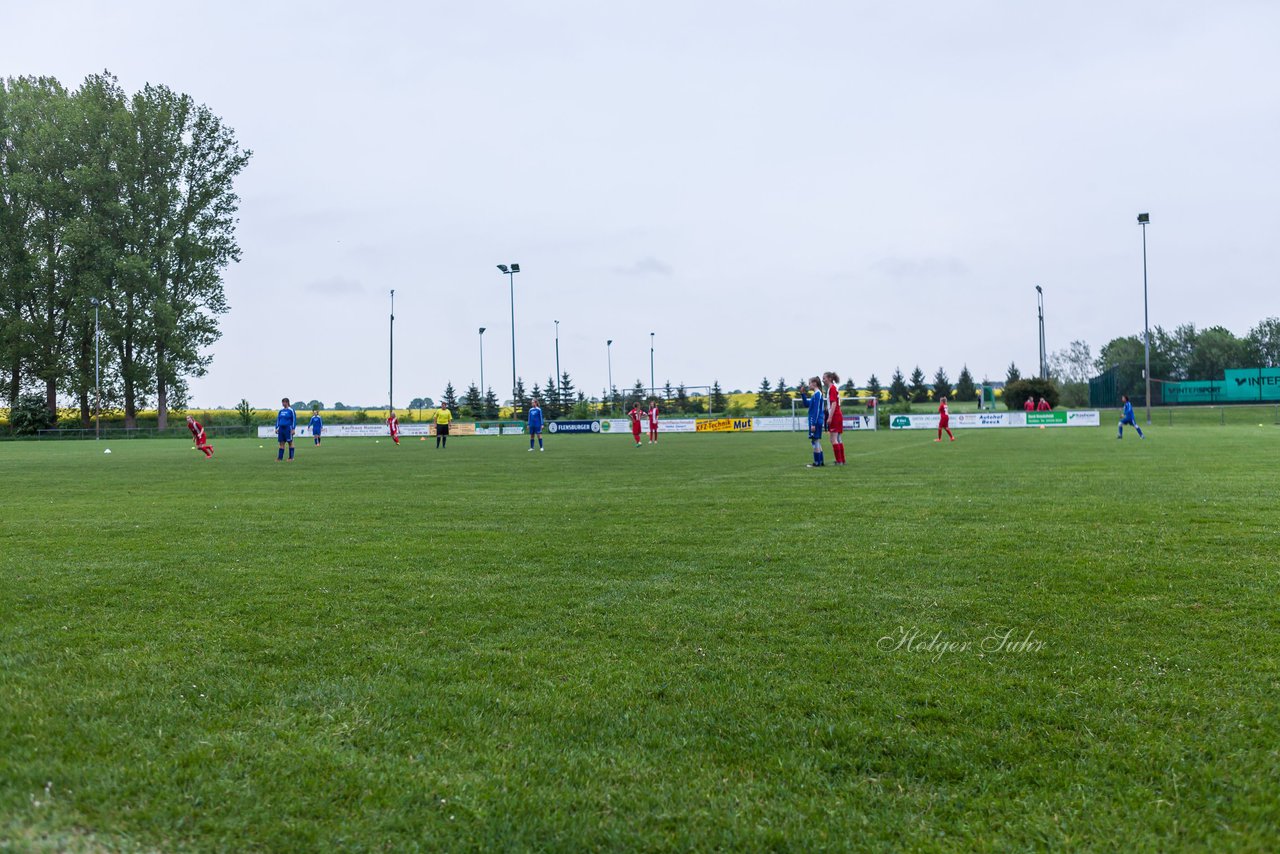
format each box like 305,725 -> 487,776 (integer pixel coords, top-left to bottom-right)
434,405 -> 453,448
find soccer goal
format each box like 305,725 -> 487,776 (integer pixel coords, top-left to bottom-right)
788,396 -> 880,431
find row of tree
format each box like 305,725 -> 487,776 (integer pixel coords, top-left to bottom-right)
0,72 -> 249,428
1095,318 -> 1280,381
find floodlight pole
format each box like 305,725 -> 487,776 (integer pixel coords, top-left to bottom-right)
1036,285 -> 1046,379
498,264 -> 520,415
607,339 -> 613,415
1139,213 -> 1152,424
389,289 -> 395,415
479,327 -> 486,407
649,332 -> 655,396
555,320 -> 561,411
91,297 -> 100,440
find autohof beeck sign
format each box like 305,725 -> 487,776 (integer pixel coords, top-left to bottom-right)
547,420 -> 602,435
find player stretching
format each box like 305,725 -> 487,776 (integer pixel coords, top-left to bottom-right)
628,402 -> 643,447
824,371 -> 844,464
648,399 -> 660,444
276,398 -> 296,461
528,398 -> 544,451
1117,394 -> 1144,439
935,396 -> 955,442
186,415 -> 213,458
309,409 -> 323,445
803,376 -> 826,467
387,410 -> 400,445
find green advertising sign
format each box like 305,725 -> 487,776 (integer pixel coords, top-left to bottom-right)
1026,411 -> 1067,425
1163,368 -> 1280,403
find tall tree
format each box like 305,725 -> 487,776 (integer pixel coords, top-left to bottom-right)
1005,362 -> 1022,384
1246,317 -> 1280,367
441,381 -> 459,415
773,377 -> 789,409
461,383 -> 483,417
955,365 -> 976,401
512,377 -> 529,418
932,367 -> 953,401
888,367 -> 908,403
483,387 -> 499,419
908,366 -> 928,402
1188,326 -> 1247,380
674,383 -> 690,413
866,373 -> 882,401
560,371 -> 576,413
709,380 -> 727,414
543,374 -> 560,418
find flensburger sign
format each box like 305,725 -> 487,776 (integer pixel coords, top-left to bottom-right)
547,420 -> 601,434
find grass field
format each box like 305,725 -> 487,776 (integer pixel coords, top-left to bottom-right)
2,424 -> 1278,852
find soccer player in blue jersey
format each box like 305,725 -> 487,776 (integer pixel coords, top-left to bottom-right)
802,376 -> 826,467
1117,394 -> 1144,439
309,409 -> 323,446
528,398 -> 544,451
277,398 -> 297,461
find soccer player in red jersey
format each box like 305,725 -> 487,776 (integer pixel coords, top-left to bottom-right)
186,415 -> 213,458
628,403 -> 643,446
935,396 -> 955,442
387,410 -> 400,444
1037,396 -> 1051,411
823,371 -> 845,464
647,399 -> 659,444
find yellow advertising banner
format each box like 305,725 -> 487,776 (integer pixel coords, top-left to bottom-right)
431,422 -> 476,436
695,417 -> 753,433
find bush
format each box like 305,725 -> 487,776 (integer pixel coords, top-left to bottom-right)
9,393 -> 55,435
235,399 -> 256,427
1003,378 -> 1060,410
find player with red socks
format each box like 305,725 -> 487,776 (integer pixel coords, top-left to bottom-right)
935,396 -> 954,442
647,399 -> 659,444
387,410 -> 400,445
824,371 -> 845,464
186,415 -> 213,458
628,403 -> 643,447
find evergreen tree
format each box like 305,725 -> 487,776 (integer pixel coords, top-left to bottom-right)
888,367 -> 908,402
866,374 -> 882,401
956,365 -> 976,401
932,367 -> 953,401
674,383 -> 690,413
483,387 -> 499,419
773,377 -> 789,409
1006,362 -> 1022,384
461,383 -> 483,417
543,375 -> 559,418
628,380 -> 646,409
908,366 -> 928,402
662,381 -> 674,406
609,384 -> 622,415
710,380 -> 727,414
755,377 -> 776,415
513,377 -> 529,418
441,382 -> 460,414
841,378 -> 857,398
560,372 -> 576,414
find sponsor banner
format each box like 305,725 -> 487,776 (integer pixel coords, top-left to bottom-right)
753,416 -> 801,432
1067,410 -> 1100,426
474,426 -> 501,435
696,417 -> 754,433
1165,368 -> 1280,403
606,419 -> 631,433
256,422 -> 470,438
547,420 -> 602,434
660,419 -> 701,435
1026,411 -> 1068,426
842,414 -> 878,430
889,410 -> 1096,429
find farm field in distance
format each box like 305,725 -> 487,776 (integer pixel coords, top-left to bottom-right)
1,425 -> 1278,851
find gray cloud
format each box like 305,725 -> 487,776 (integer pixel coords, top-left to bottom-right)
305,276 -> 363,296
613,257 -> 674,277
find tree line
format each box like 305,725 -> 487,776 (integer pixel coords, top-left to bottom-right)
0,72 -> 249,429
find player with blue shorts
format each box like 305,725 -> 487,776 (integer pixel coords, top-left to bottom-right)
528,398 -> 544,451
1117,394 -> 1144,439
277,398 -> 297,461
802,376 -> 826,467
309,409 -> 323,446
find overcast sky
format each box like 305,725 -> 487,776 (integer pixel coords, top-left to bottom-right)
6,1 -> 1278,406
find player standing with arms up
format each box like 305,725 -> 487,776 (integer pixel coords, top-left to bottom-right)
186,415 -> 213,458
387,410 -> 400,445
276,398 -> 296,461
1117,394 -> 1144,439
528,398 -> 544,451
648,399 -> 660,444
628,402 -> 643,447
936,396 -> 955,442
823,371 -> 844,464
309,409 -> 323,446
802,376 -> 826,467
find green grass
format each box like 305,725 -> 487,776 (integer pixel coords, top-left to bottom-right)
1,426 -> 1278,852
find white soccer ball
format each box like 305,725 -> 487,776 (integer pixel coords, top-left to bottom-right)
103,448 -> 112,454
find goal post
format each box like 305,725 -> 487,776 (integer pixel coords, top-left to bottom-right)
789,396 -> 879,431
